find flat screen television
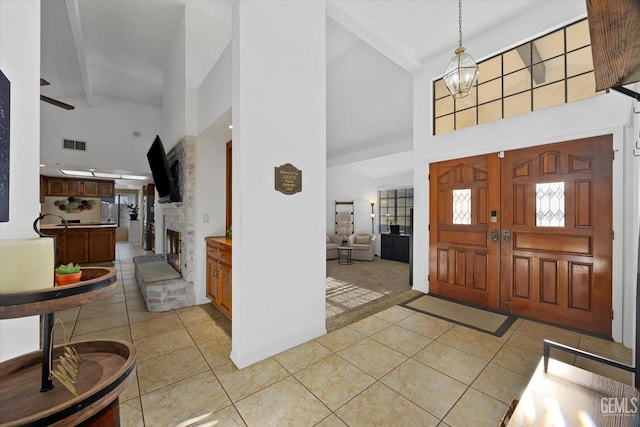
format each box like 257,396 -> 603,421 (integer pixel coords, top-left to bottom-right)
146,135 -> 179,203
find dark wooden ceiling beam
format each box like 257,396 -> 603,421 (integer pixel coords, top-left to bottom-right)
586,0 -> 640,91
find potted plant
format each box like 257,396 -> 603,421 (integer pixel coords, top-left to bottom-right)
127,204 -> 139,220
389,217 -> 400,234
55,263 -> 82,286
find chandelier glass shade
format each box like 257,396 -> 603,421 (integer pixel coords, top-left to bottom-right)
443,0 -> 478,98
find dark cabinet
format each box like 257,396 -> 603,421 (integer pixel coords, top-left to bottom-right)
60,229 -> 90,264
381,234 -> 410,263
41,176 -> 114,198
42,227 -> 115,264
90,228 -> 116,262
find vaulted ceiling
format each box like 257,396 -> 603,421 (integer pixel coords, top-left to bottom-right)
40,0 -> 587,181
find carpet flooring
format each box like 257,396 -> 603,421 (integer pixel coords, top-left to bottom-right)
402,294 -> 517,337
326,257 -> 418,331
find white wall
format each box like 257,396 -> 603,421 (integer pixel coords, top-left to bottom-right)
40,98 -> 161,174
193,132 -> 227,305
231,0 -> 326,368
197,43 -> 231,137
161,9 -> 187,149
0,0 -> 42,361
413,66 -> 639,346
326,166 -> 377,236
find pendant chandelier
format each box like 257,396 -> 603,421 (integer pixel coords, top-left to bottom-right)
443,0 -> 479,98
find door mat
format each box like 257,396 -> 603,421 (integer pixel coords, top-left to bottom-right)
401,294 -> 517,337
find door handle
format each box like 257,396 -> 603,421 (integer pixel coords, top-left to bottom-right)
502,229 -> 511,242
490,229 -> 499,242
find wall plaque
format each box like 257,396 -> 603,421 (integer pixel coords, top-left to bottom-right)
274,163 -> 302,195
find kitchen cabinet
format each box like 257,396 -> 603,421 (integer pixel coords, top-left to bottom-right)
41,176 -> 114,198
97,181 -> 114,197
42,226 -> 116,264
90,228 -> 116,262
82,181 -> 99,197
46,178 -> 68,196
381,233 -> 410,263
60,229 -> 90,264
205,236 -> 232,318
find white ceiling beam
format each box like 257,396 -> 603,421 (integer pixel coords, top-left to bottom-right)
326,0 -> 422,75
65,0 -> 94,107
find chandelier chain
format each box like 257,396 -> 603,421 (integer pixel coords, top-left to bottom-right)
458,0 -> 463,48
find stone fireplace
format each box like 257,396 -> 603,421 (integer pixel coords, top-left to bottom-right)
153,136 -> 197,307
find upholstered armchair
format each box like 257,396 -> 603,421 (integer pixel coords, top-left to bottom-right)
326,234 -> 342,260
347,233 -> 376,261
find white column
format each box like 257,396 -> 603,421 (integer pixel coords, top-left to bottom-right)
231,0 -> 327,368
0,0 -> 42,361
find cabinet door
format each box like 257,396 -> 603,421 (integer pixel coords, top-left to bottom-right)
66,180 -> 83,196
82,181 -> 99,197
206,257 -> 218,302
40,176 -> 46,203
61,230 -> 90,264
98,181 -> 114,197
381,234 -> 393,260
47,178 -> 66,196
218,261 -> 232,317
89,229 -> 115,262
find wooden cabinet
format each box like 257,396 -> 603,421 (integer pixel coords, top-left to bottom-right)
60,230 -> 90,264
46,178 -> 67,196
42,227 -> 116,265
98,181 -> 114,197
381,234 -> 410,263
90,228 -> 116,262
205,236 -> 232,318
143,184 -> 155,196
41,176 -> 114,198
65,179 -> 83,196
82,181 -> 99,197
40,175 -> 46,203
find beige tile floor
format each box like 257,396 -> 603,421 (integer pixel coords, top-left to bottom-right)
54,242 -> 632,426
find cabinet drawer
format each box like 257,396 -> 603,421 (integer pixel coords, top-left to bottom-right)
214,249 -> 231,264
207,247 -> 218,259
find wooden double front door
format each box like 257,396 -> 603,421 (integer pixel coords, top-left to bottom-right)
429,135 -> 613,336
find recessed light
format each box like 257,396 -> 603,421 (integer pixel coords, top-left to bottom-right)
228,124 -> 233,129
88,168 -> 96,172
39,164 -> 45,167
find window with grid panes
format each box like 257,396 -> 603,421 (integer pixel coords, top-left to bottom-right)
378,188 -> 414,234
433,18 -> 603,135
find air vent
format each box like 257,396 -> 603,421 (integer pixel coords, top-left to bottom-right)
63,139 -> 87,151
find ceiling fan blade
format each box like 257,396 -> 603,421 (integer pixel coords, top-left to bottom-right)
40,95 -> 75,110
40,78 -> 50,86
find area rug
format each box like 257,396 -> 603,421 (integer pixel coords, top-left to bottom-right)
326,257 -> 414,331
401,294 -> 517,337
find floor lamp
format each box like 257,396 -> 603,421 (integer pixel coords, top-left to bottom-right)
370,200 -> 375,234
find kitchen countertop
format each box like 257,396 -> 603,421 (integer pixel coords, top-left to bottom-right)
39,223 -> 117,229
